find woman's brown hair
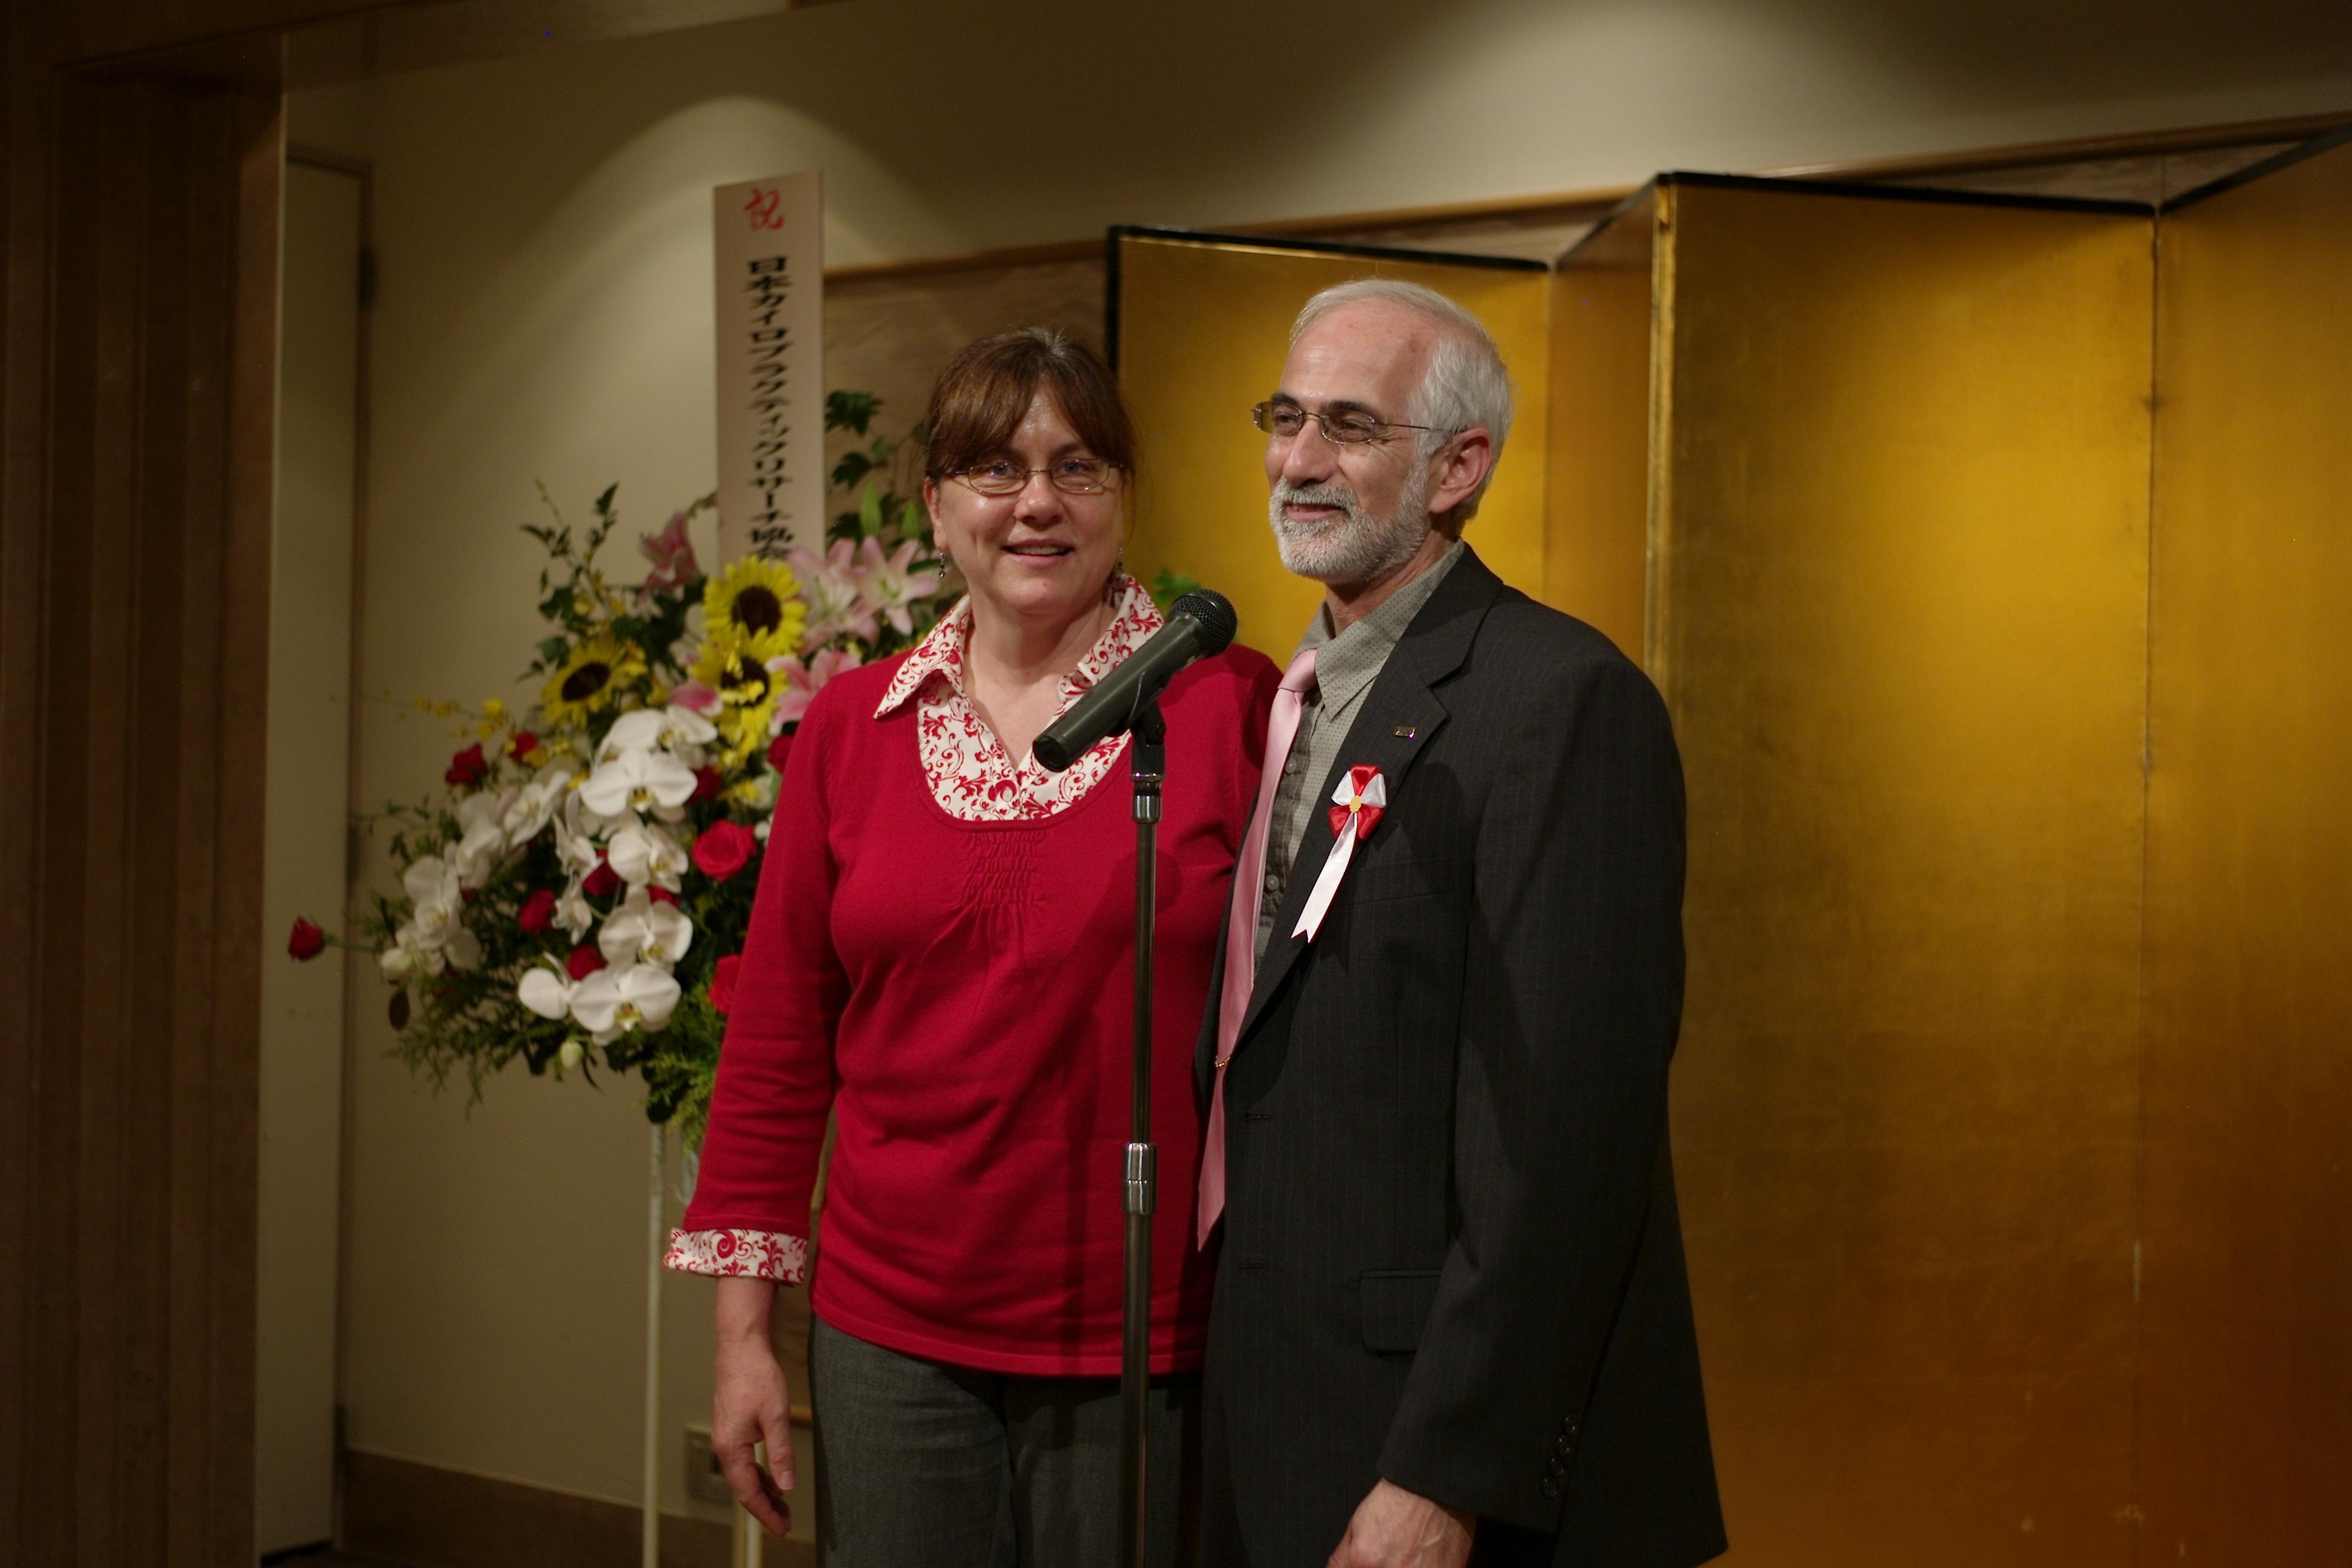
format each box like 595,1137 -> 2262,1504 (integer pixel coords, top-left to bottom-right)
922,327 -> 1136,483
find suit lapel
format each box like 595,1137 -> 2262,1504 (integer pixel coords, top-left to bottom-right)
1235,550 -> 1505,1048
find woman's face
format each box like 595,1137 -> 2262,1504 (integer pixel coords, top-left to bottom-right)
924,390 -> 1126,635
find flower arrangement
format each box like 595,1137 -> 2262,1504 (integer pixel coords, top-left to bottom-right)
296,393 -> 947,1145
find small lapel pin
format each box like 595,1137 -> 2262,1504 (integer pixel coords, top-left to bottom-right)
1392,725 -> 1417,740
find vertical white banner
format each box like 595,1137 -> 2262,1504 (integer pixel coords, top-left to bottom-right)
713,172 -> 824,561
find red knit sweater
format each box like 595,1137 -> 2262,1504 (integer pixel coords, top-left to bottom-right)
681,647 -> 1276,1375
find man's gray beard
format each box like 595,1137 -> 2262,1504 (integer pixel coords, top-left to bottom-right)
1267,465 -> 1433,586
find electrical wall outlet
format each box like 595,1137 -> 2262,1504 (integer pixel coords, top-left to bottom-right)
684,1425 -> 733,1505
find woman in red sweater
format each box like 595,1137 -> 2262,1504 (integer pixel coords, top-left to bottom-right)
667,327 -> 1276,1566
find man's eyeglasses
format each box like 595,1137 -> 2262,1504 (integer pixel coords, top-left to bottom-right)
948,457 -> 1119,496
1251,400 -> 1440,446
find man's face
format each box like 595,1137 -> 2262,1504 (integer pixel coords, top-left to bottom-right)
1263,301 -> 1439,586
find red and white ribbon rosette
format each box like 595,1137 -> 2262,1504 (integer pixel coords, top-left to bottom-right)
1293,764 -> 1387,941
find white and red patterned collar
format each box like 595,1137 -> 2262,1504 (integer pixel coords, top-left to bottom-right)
875,574 -> 1163,718
875,575 -> 1165,823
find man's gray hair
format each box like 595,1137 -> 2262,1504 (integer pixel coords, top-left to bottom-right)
1290,277 -> 1515,529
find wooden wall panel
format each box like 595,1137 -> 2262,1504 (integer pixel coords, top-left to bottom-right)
1,36 -> 280,1567
65,0 -> 419,67
0,5 -> 54,1553
2137,136 -> 2352,1566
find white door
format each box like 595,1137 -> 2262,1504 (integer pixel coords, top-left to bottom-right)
258,154 -> 365,1555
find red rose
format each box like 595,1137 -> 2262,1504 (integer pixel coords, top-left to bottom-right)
581,856 -> 620,899
766,729 -> 794,773
445,742 -> 488,786
693,820 -> 758,881
692,765 -> 722,803
647,886 -> 680,906
517,888 -> 556,934
287,917 -> 326,961
710,954 -> 742,1016
566,944 -> 607,981
507,730 -> 541,761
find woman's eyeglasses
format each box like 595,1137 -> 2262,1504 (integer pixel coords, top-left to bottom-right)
948,457 -> 1119,496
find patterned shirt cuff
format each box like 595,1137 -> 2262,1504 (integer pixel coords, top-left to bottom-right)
663,1227 -> 807,1284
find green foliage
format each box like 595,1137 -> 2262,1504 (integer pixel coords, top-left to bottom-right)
825,394 -> 930,555
825,389 -> 881,438
640,987 -> 725,1147
1149,569 -> 1203,610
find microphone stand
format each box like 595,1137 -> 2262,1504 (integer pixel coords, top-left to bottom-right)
1117,697 -> 1165,1568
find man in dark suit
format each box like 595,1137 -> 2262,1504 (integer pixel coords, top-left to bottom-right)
1194,279 -> 1725,1568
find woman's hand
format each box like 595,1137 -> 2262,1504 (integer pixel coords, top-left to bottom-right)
713,1277 -> 795,1537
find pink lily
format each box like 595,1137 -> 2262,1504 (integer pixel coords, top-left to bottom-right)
638,510 -> 700,593
767,647 -> 865,730
668,679 -> 722,717
856,537 -> 942,637
787,538 -> 880,650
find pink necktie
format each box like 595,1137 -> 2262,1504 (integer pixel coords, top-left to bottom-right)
1198,646 -> 1318,1247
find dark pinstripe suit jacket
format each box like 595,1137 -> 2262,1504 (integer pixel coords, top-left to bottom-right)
1195,549 -> 1726,1567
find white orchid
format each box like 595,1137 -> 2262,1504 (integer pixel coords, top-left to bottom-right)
553,880 -> 596,939
500,764 -> 574,845
598,705 -> 717,766
379,928 -> 429,982
608,823 -> 689,893
598,892 -> 694,969
403,856 -> 466,947
516,963 -> 575,1021
580,746 -> 697,821
596,708 -> 667,760
449,791 -> 511,889
568,962 -> 682,1045
555,792 -> 612,874
397,855 -> 480,971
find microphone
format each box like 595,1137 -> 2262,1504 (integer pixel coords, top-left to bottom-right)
1033,590 -> 1238,771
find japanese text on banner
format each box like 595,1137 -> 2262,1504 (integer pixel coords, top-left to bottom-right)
713,173 -> 823,561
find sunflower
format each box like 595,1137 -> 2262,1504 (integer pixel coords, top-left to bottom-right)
688,635 -> 780,766
541,635 -> 648,730
702,556 -> 806,664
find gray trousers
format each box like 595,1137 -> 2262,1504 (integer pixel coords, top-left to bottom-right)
808,1315 -> 1199,1568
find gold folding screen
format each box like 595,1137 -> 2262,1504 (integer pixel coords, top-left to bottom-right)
1629,179 -> 2158,1566
1111,230 -> 1549,657
2138,135 -> 2352,1564
1545,192 -> 1655,660
1112,148 -> 2351,1563
1541,157 -> 2352,1564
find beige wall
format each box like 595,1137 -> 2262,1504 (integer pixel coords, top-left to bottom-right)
284,0 -> 2352,1519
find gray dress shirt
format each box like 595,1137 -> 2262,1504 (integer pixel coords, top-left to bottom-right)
1253,540 -> 1466,958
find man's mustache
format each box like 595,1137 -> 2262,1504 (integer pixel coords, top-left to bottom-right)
1272,481 -> 1359,518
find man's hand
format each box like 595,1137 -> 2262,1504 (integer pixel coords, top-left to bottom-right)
713,1278 -> 794,1537
1327,1479 -> 1475,1567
